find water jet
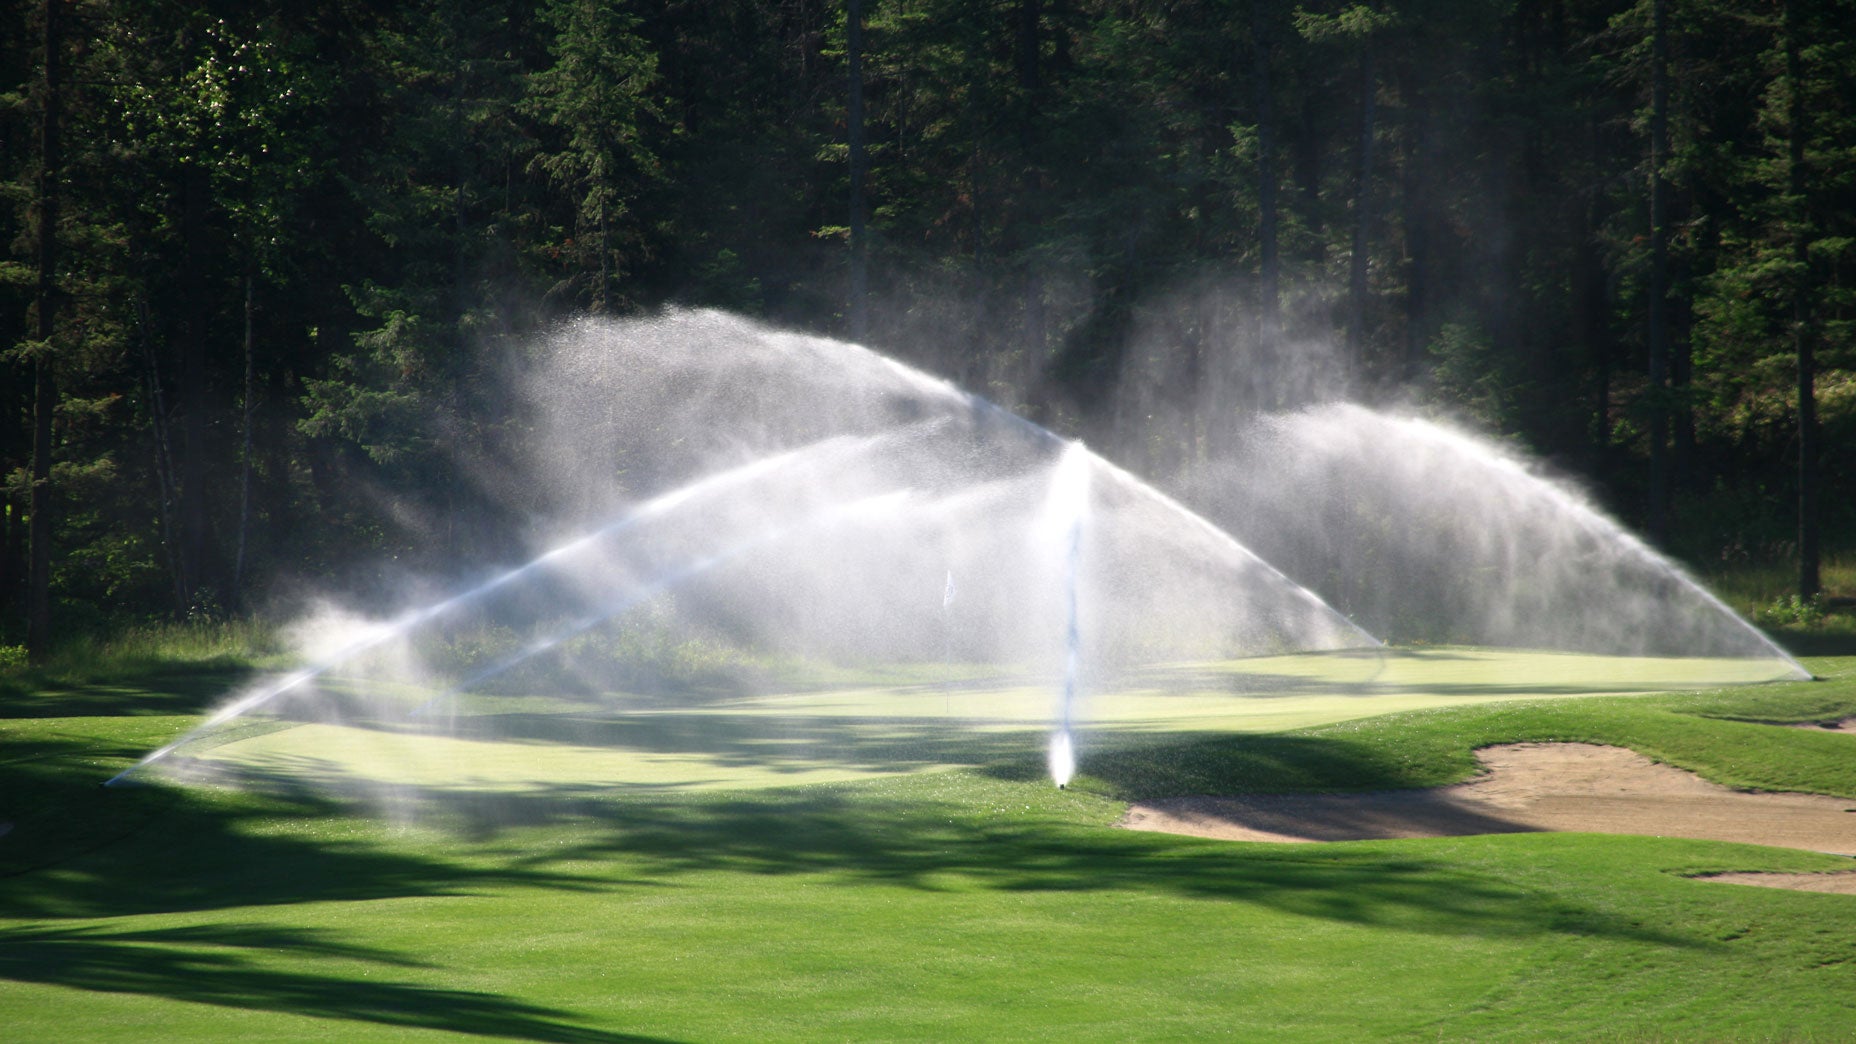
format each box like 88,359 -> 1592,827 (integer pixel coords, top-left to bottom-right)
115,309 -> 1804,803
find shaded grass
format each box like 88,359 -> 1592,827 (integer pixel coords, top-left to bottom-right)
3,656 -> 1856,1039
0,619 -> 276,708
1707,552 -> 1856,608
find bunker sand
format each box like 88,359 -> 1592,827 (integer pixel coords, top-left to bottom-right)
1121,742 -> 1856,866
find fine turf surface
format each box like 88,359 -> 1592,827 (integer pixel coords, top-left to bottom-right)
4,652 -> 1856,1040
174,648 -> 1805,792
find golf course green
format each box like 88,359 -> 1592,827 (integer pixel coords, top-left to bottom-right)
171,647 -> 1804,793
4,649 -> 1855,1041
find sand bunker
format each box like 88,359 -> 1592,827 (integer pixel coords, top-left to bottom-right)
1121,743 -> 1856,861
1785,717 -> 1856,732
1691,871 -> 1856,894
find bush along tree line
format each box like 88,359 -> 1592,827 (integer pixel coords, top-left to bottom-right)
2,0 -> 1851,662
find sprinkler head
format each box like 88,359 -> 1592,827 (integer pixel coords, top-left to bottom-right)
1057,783 -> 1066,790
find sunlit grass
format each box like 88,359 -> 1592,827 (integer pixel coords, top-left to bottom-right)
161,647 -> 1808,795
4,656 -> 1856,1040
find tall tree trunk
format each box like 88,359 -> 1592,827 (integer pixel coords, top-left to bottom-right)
1347,33 -> 1376,359
1399,99 -> 1431,383
451,55 -> 470,336
177,161 -> 210,615
1645,0 -> 1671,544
1,497 -> 18,617
1575,188 -> 1613,467
26,0 -> 60,663
137,301 -> 186,615
234,269 -> 255,607
596,196 -> 610,314
847,0 -> 868,342
1253,0 -> 1280,357
1787,0 -> 1819,599
1017,0 -> 1045,369
1671,199 -> 1695,493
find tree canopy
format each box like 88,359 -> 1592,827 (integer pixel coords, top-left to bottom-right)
3,0 -> 1851,656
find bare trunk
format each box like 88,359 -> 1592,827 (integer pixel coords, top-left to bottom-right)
234,270 -> 255,605
1787,0 -> 1819,598
1645,0 -> 1671,544
1347,36 -> 1376,358
1671,220 -> 1695,492
26,0 -> 60,663
137,301 -> 187,614
1399,104 -> 1430,382
596,196 -> 611,314
1575,188 -> 1613,464
1,496 -> 19,615
1018,0 -> 1045,371
847,0 -> 868,342
28,326 -> 55,659
177,162 -> 210,614
1254,0 -> 1280,364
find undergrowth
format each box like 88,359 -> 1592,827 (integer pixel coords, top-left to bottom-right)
0,618 -> 280,689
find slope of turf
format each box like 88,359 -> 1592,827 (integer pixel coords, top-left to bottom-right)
2,656 -> 1855,1040
1080,655 -> 1856,801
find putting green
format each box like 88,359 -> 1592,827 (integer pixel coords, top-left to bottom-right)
172,647 -> 1805,793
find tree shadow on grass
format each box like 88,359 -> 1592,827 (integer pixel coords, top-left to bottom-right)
1018,727 -> 1477,799
0,664 -> 254,718
3,708 -> 1708,1038
0,746 -> 621,923
0,922 -> 671,1042
397,779 -> 1700,952
186,731 -> 1706,957
0,741 -> 666,1042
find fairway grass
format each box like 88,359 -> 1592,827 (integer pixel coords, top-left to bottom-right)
172,647 -> 1805,793
2,654 -> 1855,1040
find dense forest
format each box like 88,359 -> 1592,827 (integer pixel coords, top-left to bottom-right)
2,0 -> 1851,660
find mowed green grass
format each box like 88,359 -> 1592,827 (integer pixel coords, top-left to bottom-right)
3,654 -> 1856,1041
178,647 -> 1805,792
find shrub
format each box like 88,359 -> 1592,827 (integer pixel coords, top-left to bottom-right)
1753,594 -> 1827,628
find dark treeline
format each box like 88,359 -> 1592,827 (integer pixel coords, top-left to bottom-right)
2,0 -> 1851,658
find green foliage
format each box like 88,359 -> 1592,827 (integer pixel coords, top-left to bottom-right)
0,0 -> 1852,639
1753,593 -> 1826,628
1706,554 -> 1856,653
523,0 -> 662,311
1293,3 -> 1398,44
298,310 -> 437,468
1426,321 -> 1520,428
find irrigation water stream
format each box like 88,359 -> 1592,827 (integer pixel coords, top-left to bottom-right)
108,310 -> 1807,801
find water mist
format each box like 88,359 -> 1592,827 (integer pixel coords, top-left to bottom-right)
111,309 -> 1805,807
